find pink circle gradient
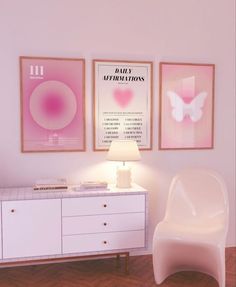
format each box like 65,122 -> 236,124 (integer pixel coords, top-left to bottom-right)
29,80 -> 77,130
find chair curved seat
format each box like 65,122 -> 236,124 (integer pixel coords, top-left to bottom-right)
152,169 -> 229,287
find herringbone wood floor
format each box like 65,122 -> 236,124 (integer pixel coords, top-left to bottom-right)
0,247 -> 235,287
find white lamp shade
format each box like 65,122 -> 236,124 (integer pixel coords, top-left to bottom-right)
107,140 -> 141,162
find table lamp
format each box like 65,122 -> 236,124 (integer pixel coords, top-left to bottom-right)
107,140 -> 141,188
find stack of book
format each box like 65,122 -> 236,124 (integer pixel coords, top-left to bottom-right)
33,178 -> 68,191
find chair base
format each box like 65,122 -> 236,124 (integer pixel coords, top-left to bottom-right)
152,239 -> 225,287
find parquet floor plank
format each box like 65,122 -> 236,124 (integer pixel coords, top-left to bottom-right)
0,247 -> 235,287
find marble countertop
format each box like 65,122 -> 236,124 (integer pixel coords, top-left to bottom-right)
0,183 -> 147,201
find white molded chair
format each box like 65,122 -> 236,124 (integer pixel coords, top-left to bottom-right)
152,169 -> 229,287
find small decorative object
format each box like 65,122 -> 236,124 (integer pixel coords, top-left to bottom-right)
20,56 -> 85,152
159,62 -> 215,150
93,59 -> 153,151
107,140 -> 141,188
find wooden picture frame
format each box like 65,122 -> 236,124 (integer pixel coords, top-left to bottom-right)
159,62 -> 215,150
20,56 -> 86,152
93,59 -> 153,151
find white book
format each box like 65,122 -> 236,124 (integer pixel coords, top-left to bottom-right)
35,178 -> 67,186
80,181 -> 108,189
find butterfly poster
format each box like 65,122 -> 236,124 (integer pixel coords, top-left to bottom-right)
159,62 -> 215,150
93,60 -> 153,151
20,56 -> 85,152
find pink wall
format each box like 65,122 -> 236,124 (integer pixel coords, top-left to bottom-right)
0,0 -> 235,248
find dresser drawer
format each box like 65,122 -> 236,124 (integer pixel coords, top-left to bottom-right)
62,194 -> 145,216
63,230 -> 145,254
62,212 -> 145,235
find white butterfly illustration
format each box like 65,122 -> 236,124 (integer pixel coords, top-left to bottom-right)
167,91 -> 207,122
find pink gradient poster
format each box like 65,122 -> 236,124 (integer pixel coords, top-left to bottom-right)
93,60 -> 153,151
20,57 -> 85,152
159,63 -> 215,150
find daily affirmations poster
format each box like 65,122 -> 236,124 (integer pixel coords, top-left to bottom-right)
93,60 -> 153,150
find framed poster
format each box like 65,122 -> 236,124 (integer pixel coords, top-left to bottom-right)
159,62 -> 215,150
93,60 -> 153,151
20,56 -> 85,152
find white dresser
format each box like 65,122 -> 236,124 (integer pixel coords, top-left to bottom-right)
0,184 -> 147,269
